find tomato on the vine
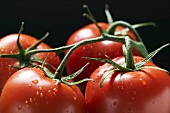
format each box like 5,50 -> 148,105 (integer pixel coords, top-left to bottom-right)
0,67 -> 87,113
85,56 -> 170,113
65,21 -> 140,92
0,34 -> 60,95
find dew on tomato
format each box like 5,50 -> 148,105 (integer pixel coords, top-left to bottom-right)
85,56 -> 170,113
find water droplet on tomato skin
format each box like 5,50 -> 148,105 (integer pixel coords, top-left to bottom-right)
32,79 -> 39,84
127,108 -> 132,113
29,98 -> 33,103
28,84 -> 32,87
40,93 -> 43,97
152,101 -> 155,104
73,96 -> 77,100
139,78 -> 146,86
25,101 -> 28,104
53,92 -> 57,96
39,87 -> 42,90
133,91 -> 136,95
113,101 -> 117,106
53,87 -> 57,92
36,91 -> 39,96
25,101 -> 29,107
18,106 -> 22,110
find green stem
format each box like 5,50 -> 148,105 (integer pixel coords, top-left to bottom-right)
106,21 -> 150,58
124,36 -> 135,69
105,4 -> 113,24
132,22 -> 156,29
53,34 -> 126,79
26,32 -> 49,52
103,33 -> 148,58
25,44 -> 74,56
17,22 -> 25,55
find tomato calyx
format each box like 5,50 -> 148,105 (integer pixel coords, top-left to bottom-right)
0,22 -> 55,69
84,37 -> 169,87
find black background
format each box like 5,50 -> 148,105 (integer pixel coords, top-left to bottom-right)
0,0 -> 170,71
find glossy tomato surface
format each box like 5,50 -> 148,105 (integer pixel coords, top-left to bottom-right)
85,56 -> 170,113
0,67 -> 87,113
65,22 -> 139,92
0,34 -> 60,95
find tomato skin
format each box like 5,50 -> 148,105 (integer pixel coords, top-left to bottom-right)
85,56 -> 170,113
65,22 -> 140,92
0,67 -> 87,113
0,34 -> 60,95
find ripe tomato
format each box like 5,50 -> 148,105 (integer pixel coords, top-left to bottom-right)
85,56 -> 170,113
0,67 -> 87,113
65,22 -> 139,92
0,34 -> 60,95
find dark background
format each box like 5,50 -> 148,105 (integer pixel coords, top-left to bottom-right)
0,0 -> 170,71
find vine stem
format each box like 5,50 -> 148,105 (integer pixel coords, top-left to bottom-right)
106,21 -> 153,57
124,36 -> 135,69
53,34 -> 124,79
53,33 -> 148,79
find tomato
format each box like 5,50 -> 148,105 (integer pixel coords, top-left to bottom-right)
0,67 -> 87,113
0,34 -> 60,95
65,22 -> 140,92
85,56 -> 170,113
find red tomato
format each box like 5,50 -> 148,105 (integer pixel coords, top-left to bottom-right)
0,34 -> 60,95
85,56 -> 170,113
0,67 -> 87,113
65,22 -> 139,92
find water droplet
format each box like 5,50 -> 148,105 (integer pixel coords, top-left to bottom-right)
121,86 -> 124,90
47,90 -> 53,96
25,101 -> 28,104
40,93 -> 43,97
83,47 -> 86,50
133,91 -> 136,95
128,108 -> 132,113
32,79 -> 39,84
73,96 -> 77,100
132,97 -> 135,100
28,84 -> 32,87
18,106 -> 22,110
53,92 -> 57,96
139,78 -> 146,85
152,101 -> 155,104
25,101 -> 29,107
39,87 -> 42,91
53,88 -> 57,92
36,91 -> 39,96
113,101 -> 117,106
29,98 -> 33,102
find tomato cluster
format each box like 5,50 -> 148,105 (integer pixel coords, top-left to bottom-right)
0,5 -> 170,113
